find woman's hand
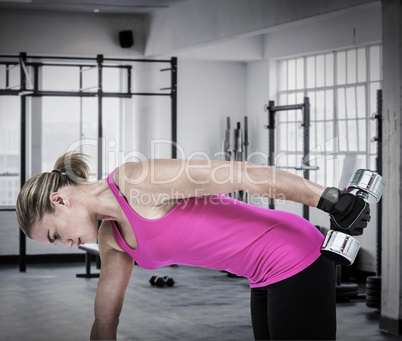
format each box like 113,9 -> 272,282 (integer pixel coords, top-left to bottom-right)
317,187 -> 371,235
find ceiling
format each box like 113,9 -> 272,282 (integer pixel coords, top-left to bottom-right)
0,0 -> 189,14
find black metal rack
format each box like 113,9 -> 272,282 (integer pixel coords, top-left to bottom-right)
0,52 -> 178,272
264,97 -> 317,221
372,89 -> 383,276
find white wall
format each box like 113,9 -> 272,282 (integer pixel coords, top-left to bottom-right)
178,60 -> 247,159
0,10 -> 145,57
263,4 -> 382,59
130,62 -> 173,160
0,2 -> 383,271
171,35 -> 264,62
145,0 -> 378,57
245,61 -> 270,168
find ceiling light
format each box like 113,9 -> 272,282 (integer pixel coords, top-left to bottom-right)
93,9 -> 100,13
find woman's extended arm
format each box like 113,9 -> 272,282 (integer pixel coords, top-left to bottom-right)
90,221 -> 134,340
117,159 -> 325,207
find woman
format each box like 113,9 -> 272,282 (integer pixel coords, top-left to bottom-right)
16,152 -> 370,340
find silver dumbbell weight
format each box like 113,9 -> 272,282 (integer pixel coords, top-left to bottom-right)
320,169 -> 386,266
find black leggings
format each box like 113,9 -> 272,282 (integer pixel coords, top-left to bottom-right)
250,255 -> 336,340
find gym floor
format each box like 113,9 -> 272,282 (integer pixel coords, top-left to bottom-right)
0,262 -> 401,341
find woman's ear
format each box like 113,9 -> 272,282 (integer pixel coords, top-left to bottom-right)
49,192 -> 70,207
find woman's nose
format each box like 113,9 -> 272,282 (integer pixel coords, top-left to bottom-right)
62,239 -> 73,249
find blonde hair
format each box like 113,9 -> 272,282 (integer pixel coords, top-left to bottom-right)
16,152 -> 89,239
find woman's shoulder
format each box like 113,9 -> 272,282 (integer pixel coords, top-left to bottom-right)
111,162 -> 159,210
111,162 -> 143,193
113,160 -> 173,195
111,161 -> 179,215
112,161 -> 148,186
113,161 -> 141,179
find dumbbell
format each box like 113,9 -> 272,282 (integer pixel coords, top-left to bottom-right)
320,169 -> 386,266
149,275 -> 175,287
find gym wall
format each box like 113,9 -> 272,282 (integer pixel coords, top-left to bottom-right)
0,11 -> 248,257
245,4 -> 381,272
0,9 -> 145,57
0,2 -> 382,273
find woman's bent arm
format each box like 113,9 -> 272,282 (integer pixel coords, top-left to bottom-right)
90,221 -> 134,340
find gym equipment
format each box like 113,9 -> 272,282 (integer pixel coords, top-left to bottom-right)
224,117 -> 232,161
371,89 -> 383,276
364,90 -> 383,313
76,243 -> 100,278
321,169 -> 386,266
335,265 -> 360,302
244,116 -> 249,161
366,276 -> 381,310
264,97 -> 317,220
1,52 -> 177,272
336,283 -> 359,301
149,275 -> 175,287
223,116 -> 249,203
234,120 -> 246,202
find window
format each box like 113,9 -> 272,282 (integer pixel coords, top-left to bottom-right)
0,57 -> 173,206
276,45 -> 382,187
0,96 -> 20,205
41,96 -> 99,177
0,64 -> 126,204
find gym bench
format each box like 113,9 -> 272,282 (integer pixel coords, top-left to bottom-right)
76,243 -> 101,278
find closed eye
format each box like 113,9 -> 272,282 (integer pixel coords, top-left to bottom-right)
47,231 -> 60,245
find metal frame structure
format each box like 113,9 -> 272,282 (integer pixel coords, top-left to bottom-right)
372,89 -> 383,276
264,97 -> 317,221
276,45 -> 382,186
0,52 -> 178,272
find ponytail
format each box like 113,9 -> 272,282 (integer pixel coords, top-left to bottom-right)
53,152 -> 89,185
16,152 -> 89,238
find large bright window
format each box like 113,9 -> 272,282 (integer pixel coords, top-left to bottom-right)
0,97 -> 20,206
41,96 -> 99,177
276,45 -> 382,187
0,66 -> 125,205
0,58 -> 172,206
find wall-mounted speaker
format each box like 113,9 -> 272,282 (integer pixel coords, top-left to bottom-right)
119,30 -> 134,48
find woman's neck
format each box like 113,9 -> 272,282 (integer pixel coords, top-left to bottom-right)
60,181 -> 125,222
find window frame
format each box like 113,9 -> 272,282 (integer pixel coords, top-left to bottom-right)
275,44 -> 382,187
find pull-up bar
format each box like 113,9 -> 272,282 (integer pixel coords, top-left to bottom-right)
264,97 -> 314,221
0,54 -> 172,64
0,52 -> 178,272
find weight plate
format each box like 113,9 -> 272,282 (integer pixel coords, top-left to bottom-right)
366,288 -> 381,296
366,276 -> 381,284
336,283 -> 359,292
366,282 -> 381,290
366,295 -> 381,303
366,301 -> 381,308
337,290 -> 358,297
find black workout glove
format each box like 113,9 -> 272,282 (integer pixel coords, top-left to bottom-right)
317,187 -> 371,236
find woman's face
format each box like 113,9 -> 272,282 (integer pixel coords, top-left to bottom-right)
31,193 -> 98,249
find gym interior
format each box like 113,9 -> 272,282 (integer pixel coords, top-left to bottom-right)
1,0 -> 402,340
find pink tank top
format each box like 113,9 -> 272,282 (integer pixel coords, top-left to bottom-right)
107,170 -> 324,288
